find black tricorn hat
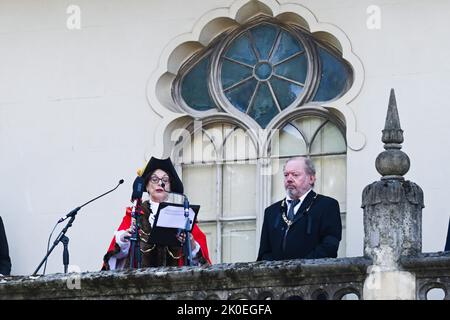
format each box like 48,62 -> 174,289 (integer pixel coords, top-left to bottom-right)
140,157 -> 184,194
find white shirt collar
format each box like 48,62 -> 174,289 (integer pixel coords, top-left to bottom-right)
286,188 -> 313,204
149,199 -> 160,212
148,199 -> 161,228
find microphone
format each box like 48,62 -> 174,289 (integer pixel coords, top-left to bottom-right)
131,176 -> 145,201
160,182 -> 188,202
57,179 -> 124,223
129,176 -> 145,220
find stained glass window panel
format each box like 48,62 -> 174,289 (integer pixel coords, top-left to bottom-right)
270,77 -> 303,109
313,46 -> 352,102
221,59 -> 253,90
223,33 -> 258,66
224,78 -> 257,113
270,31 -> 304,64
181,56 -> 216,111
250,23 -> 279,60
273,54 -> 308,84
247,82 -> 279,128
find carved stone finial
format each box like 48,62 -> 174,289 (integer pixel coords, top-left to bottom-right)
375,89 -> 410,180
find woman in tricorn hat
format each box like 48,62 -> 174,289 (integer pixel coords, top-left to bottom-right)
102,157 -> 211,270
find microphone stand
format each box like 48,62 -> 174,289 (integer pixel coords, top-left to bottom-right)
61,235 -> 70,274
128,199 -> 142,269
32,180 -> 124,276
166,188 -> 193,267
128,176 -> 145,269
182,195 -> 193,266
33,215 -> 76,276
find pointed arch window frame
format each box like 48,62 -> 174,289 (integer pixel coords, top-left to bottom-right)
171,117 -> 260,264
172,16 -> 353,130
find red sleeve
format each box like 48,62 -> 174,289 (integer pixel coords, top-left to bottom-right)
106,207 -> 132,253
192,224 -> 211,265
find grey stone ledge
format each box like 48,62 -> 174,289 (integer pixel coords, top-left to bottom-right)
0,257 -> 371,300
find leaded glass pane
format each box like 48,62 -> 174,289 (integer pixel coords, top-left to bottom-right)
250,23 -> 279,60
219,25 -> 315,126
313,46 -> 351,102
271,117 -> 346,216
247,82 -> 278,128
293,117 -> 325,145
203,126 -> 224,160
224,78 -> 257,113
270,158 -> 288,203
181,129 -> 218,163
271,123 -> 307,157
221,59 -> 253,90
312,155 -> 346,212
223,163 -> 257,217
311,122 -> 346,154
181,56 -> 216,111
222,221 -> 256,263
176,20 -> 352,263
270,30 -> 304,64
223,128 -> 257,161
270,77 -> 303,110
182,165 -> 217,221
197,222 -> 217,264
223,33 -> 258,66
273,54 -> 308,84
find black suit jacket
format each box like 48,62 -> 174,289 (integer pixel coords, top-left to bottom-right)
257,191 -> 342,261
0,216 -> 11,275
445,218 -> 450,251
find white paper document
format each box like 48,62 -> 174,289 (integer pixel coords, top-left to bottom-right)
156,205 -> 196,230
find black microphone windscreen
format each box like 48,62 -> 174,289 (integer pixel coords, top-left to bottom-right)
131,176 -> 145,200
119,179 -> 124,184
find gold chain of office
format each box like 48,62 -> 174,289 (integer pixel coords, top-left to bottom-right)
281,194 -> 318,227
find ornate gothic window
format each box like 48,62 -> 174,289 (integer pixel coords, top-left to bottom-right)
270,114 -> 347,258
175,19 -> 352,129
173,123 -> 258,263
171,17 -> 351,263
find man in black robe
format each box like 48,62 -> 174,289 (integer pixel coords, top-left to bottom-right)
0,216 -> 11,275
257,156 -> 342,261
445,218 -> 450,251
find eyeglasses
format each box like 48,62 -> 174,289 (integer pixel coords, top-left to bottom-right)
149,175 -> 170,185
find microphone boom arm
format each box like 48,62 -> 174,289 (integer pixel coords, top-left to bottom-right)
33,179 -> 124,276
58,179 -> 124,223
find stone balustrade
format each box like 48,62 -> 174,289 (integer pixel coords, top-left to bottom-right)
2,90 -> 449,300
0,257 -> 370,300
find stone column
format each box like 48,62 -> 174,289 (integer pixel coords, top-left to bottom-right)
362,89 -> 424,300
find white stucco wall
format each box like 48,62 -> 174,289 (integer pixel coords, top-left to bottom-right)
0,0 -> 449,275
